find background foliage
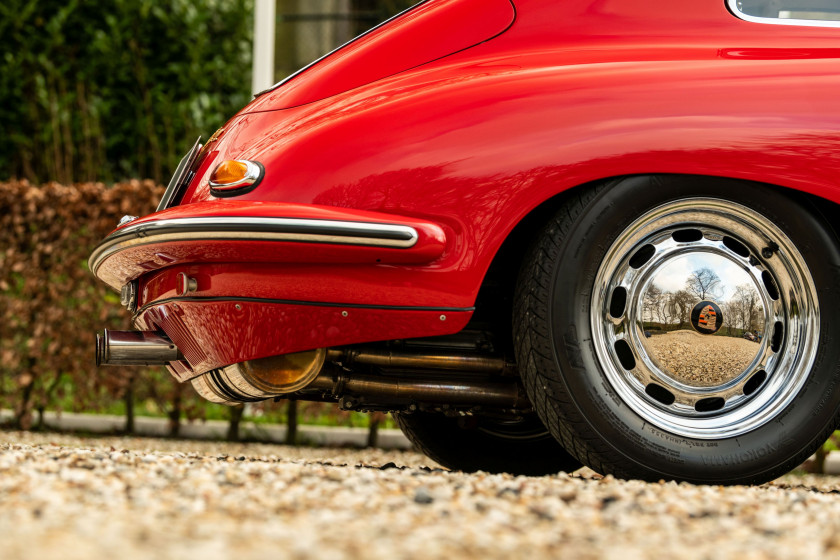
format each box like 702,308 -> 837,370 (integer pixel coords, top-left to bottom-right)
0,179 -> 167,428
0,179 -> 386,438
0,0 -> 253,185
0,0 -> 400,439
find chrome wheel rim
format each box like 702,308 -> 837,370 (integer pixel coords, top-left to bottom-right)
591,198 -> 819,439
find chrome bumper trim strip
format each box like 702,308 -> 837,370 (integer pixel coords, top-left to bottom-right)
89,216 -> 419,274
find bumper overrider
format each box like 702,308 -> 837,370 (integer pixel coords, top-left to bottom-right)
90,201 -> 476,403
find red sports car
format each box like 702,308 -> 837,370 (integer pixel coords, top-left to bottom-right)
91,0 -> 840,484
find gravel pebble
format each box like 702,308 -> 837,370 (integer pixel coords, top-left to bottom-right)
2,430 -> 840,560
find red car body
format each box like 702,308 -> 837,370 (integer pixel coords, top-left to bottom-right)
91,0 -> 840,483
94,0 -> 840,377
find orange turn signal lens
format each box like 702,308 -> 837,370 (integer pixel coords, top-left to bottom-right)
211,160 -> 248,184
209,159 -> 263,195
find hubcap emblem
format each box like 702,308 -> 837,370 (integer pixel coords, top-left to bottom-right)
691,301 -> 723,334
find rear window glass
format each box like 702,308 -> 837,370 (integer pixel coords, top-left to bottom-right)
729,0 -> 840,24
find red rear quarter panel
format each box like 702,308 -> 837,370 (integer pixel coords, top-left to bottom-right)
182,0 -> 840,306
111,0 -> 840,375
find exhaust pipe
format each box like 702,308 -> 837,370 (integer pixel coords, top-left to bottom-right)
307,369 -> 530,409
194,363 -> 528,409
192,346 -> 527,409
192,349 -> 327,404
96,329 -> 183,366
326,348 -> 511,374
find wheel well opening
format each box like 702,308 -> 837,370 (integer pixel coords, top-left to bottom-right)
467,173 -> 840,364
468,177 -> 620,356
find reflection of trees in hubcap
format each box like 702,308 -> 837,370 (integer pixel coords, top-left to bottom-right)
686,267 -> 721,300
640,253 -> 764,386
593,198 -> 819,438
642,258 -> 763,340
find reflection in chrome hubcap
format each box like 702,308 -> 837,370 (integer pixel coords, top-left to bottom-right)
639,251 -> 763,388
592,198 -> 819,439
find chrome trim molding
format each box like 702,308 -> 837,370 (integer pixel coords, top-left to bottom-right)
120,281 -> 138,312
89,216 -> 420,274
132,295 -> 474,319
157,137 -> 202,212
726,0 -> 840,28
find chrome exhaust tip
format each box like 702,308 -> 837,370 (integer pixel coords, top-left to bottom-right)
192,349 -> 327,405
96,329 -> 183,366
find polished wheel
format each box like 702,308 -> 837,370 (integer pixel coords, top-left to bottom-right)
514,175 -> 840,484
592,198 -> 818,439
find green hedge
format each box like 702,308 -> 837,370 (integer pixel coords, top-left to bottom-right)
0,179 -> 393,437
0,0 -> 253,184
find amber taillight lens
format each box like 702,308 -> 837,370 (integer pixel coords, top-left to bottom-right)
208,159 -> 264,196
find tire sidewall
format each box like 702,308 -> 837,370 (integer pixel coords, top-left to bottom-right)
550,175 -> 840,483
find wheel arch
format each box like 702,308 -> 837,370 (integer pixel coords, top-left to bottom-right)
471,173 -> 840,350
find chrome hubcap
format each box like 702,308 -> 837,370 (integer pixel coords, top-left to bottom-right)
591,198 -> 819,439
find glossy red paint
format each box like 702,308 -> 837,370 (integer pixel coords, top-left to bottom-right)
137,260 -> 472,313
137,299 -> 471,380
92,0 -> 840,375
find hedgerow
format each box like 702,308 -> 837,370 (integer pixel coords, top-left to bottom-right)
0,179 -> 168,427
0,180 -> 388,438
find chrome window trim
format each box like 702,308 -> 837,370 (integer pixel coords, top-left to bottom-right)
89,216 -> 419,274
727,0 -> 840,28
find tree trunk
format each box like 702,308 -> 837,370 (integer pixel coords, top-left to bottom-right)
367,413 -> 382,448
286,400 -> 298,445
227,404 -> 245,442
15,374 -> 36,431
813,445 -> 827,474
36,406 -> 45,431
124,375 -> 135,434
36,372 -> 64,432
167,385 -> 182,438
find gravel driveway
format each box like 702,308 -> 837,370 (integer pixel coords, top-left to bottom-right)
645,330 -> 760,386
3,431 -> 840,560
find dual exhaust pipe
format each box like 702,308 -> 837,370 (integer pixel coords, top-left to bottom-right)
96,329 -> 526,409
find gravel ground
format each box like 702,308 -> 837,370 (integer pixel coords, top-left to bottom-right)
3,431 -> 840,560
645,330 -> 760,386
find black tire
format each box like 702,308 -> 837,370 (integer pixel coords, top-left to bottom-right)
513,175 -> 840,485
395,411 -> 582,476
